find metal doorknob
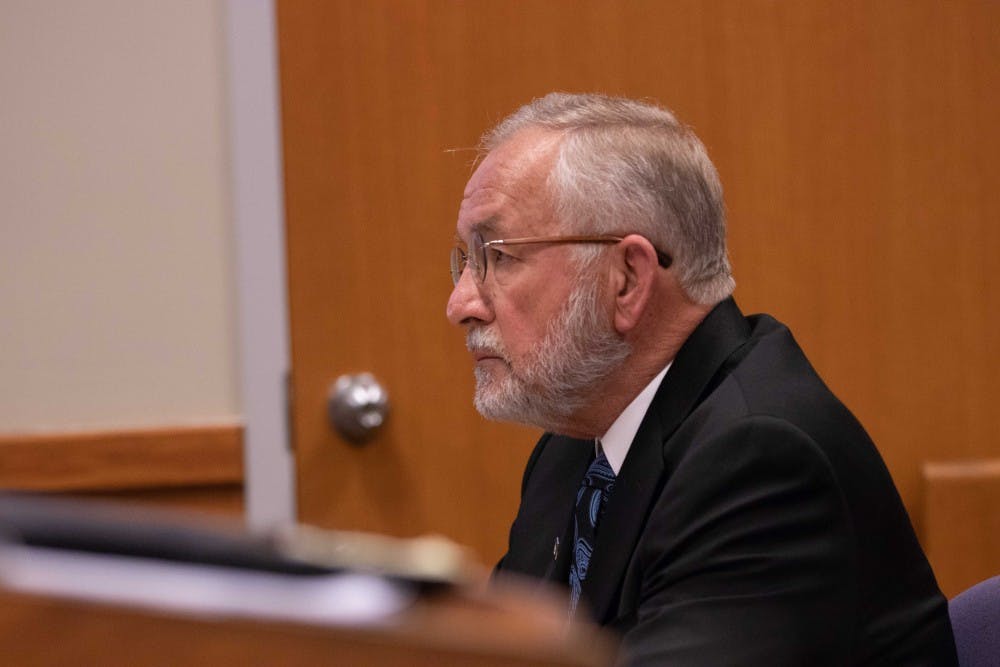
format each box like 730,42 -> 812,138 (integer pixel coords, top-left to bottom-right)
327,373 -> 390,443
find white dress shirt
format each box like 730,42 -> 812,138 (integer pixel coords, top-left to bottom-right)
598,363 -> 672,475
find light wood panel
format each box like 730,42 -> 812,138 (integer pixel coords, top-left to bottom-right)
278,0 -> 1000,563
0,425 -> 244,517
0,424 -> 242,491
923,460 -> 1000,598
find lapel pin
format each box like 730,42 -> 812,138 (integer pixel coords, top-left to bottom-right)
553,537 -> 560,561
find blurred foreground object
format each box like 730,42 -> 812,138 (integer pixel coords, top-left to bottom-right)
0,494 -> 615,666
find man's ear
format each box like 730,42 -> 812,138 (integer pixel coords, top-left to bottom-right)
612,235 -> 659,334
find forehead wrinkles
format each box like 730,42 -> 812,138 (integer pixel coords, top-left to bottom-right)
460,130 -> 563,235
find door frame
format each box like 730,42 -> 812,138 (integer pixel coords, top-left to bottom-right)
225,0 -> 296,528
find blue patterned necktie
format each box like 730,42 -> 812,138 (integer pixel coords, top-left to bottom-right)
568,444 -> 616,616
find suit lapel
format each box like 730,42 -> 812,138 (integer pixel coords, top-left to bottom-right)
502,434 -> 594,581
583,298 -> 752,623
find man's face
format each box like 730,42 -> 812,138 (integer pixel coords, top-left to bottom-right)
445,129 -> 629,432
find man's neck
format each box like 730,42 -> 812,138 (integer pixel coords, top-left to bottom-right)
554,300 -> 714,439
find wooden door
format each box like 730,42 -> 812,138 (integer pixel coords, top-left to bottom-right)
276,0 -> 1000,565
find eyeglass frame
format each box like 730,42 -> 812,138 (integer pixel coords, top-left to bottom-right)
449,231 -> 673,286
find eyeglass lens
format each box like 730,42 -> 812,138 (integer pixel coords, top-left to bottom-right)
449,246 -> 465,285
450,230 -> 487,285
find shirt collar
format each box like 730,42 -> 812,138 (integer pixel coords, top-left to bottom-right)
598,362 -> 671,475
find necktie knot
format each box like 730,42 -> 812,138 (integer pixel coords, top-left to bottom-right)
582,449 -> 615,493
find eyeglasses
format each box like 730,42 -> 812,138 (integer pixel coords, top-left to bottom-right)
449,229 -> 672,286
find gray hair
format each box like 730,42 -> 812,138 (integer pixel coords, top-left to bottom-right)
482,93 -> 734,305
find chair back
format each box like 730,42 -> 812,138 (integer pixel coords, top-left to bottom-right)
949,574 -> 1000,667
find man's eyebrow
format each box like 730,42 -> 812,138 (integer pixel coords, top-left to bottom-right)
455,216 -> 501,245
471,216 -> 500,236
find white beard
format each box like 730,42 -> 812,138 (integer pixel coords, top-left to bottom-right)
466,276 -> 631,432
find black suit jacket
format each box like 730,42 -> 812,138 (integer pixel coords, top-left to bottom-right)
496,299 -> 957,666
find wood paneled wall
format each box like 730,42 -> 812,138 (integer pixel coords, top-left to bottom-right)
708,1 -> 1000,536
277,0 -> 999,569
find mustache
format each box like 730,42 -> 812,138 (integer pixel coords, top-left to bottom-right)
466,327 -> 507,358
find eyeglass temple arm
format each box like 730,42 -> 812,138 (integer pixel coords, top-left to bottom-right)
488,236 -> 672,268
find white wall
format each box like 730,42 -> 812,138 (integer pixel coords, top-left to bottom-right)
0,0 -> 239,432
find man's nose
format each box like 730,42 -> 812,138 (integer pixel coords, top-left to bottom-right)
446,270 -> 492,326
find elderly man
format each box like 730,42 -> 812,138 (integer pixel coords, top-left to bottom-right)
446,93 -> 956,665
